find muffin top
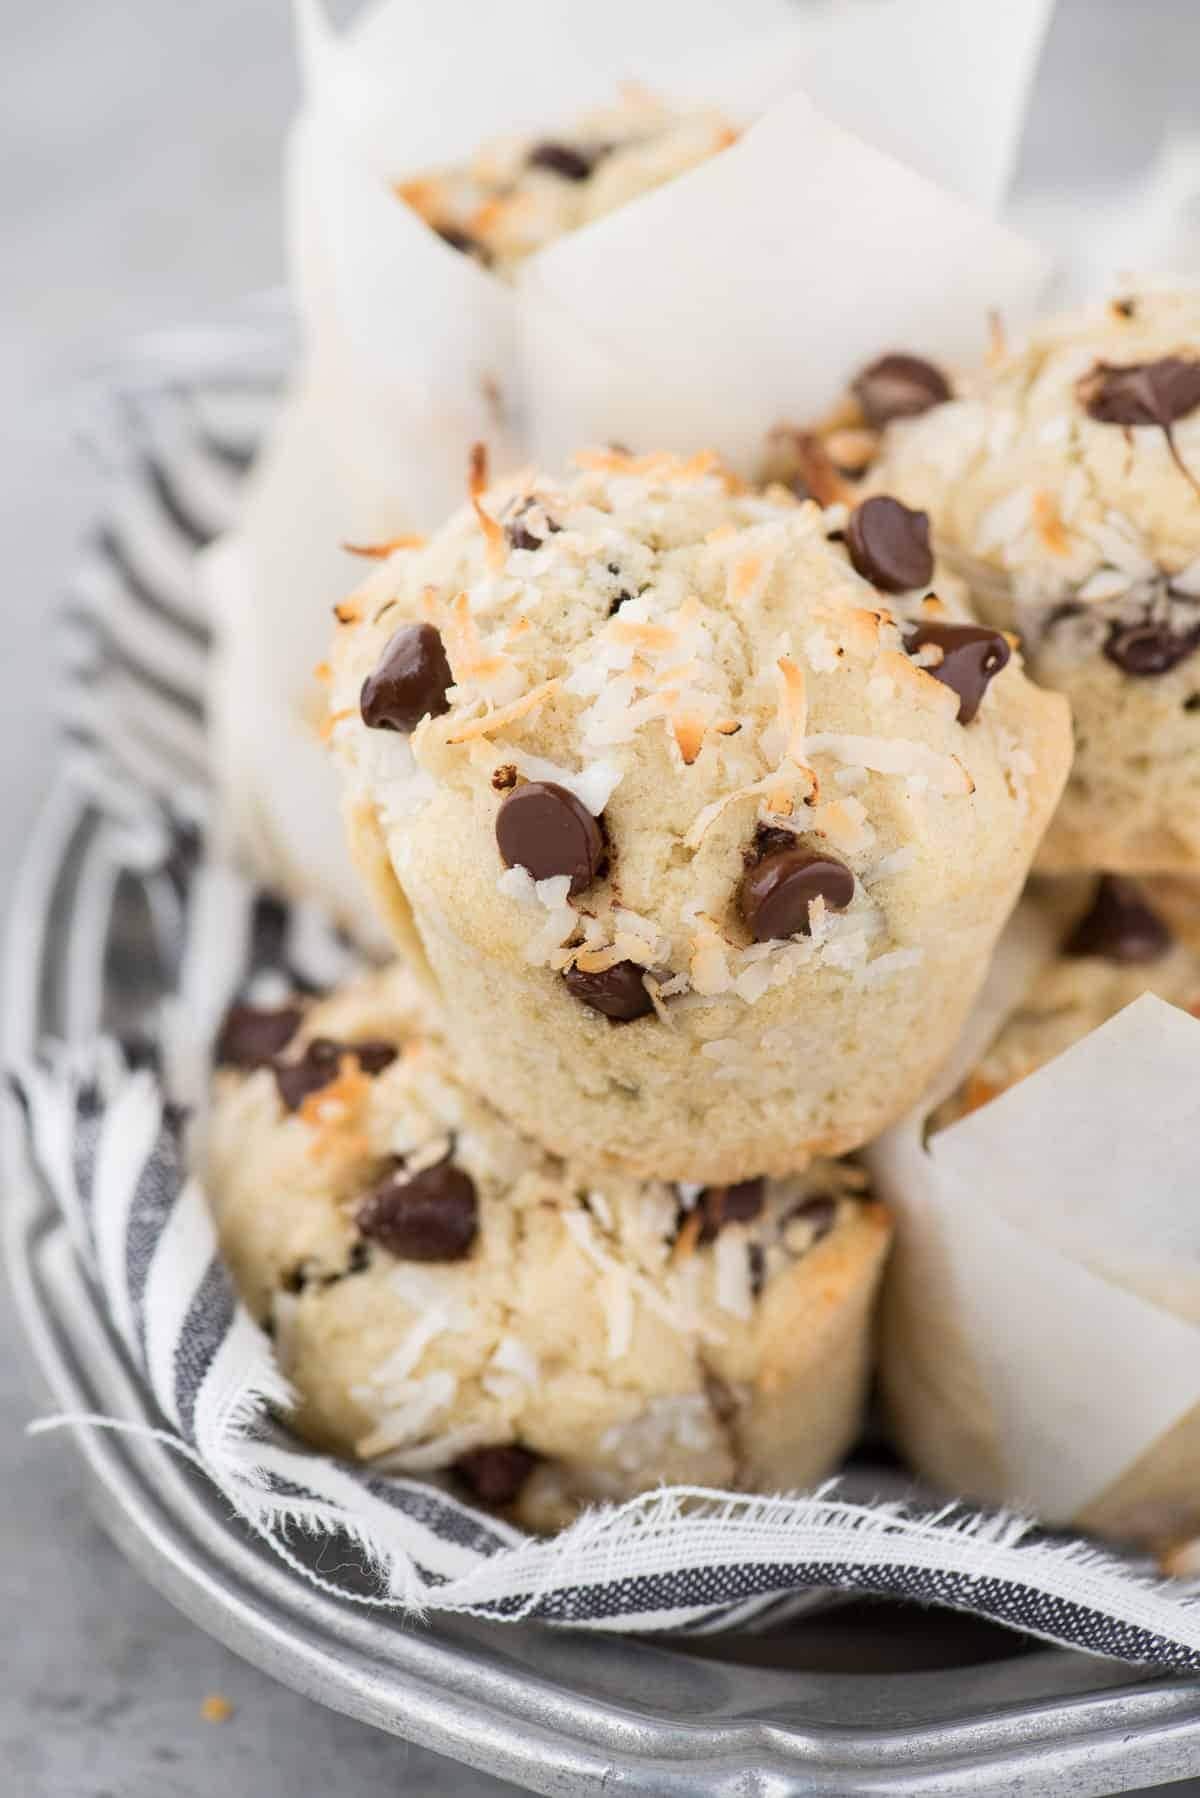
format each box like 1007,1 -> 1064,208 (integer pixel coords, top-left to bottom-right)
868,288 -> 1200,621
396,89 -> 736,277
329,450 -> 1066,1017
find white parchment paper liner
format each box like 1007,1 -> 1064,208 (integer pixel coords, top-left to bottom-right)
205,0 -> 1052,925
869,951 -> 1200,1544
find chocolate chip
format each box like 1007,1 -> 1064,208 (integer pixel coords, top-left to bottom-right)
784,1194 -> 837,1245
739,846 -> 855,943
216,1003 -> 303,1070
904,621 -> 1011,723
696,1178 -> 765,1245
355,1163 -> 479,1262
561,960 -> 653,1022
845,496 -> 934,593
1064,876 -> 1171,965
274,1037 -> 397,1112
454,1444 -> 538,1506
495,781 -> 605,895
852,353 -> 951,429
1077,356 -> 1200,429
1104,615 -> 1200,676
435,224 -> 492,266
527,141 -> 597,181
1078,356 -> 1200,492
360,622 -> 454,733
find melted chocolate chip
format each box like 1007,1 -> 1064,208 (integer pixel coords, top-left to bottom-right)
561,959 -> 653,1022
784,1194 -> 837,1245
1104,614 -> 1200,676
495,780 -> 605,895
274,1038 -> 397,1112
739,846 -> 855,943
852,353 -> 951,429
1078,356 -> 1200,429
216,1003 -> 303,1070
845,496 -> 934,593
904,621 -> 1011,723
360,622 -> 454,733
1078,356 -> 1200,492
454,1444 -> 538,1505
1064,876 -> 1171,965
527,141 -> 597,181
696,1178 -> 765,1245
355,1163 -> 479,1262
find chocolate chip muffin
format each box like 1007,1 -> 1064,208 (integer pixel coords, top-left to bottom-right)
207,967 -> 891,1531
396,89 -> 736,278
867,288 -> 1200,874
327,449 -> 1070,1181
883,871 -> 1200,1548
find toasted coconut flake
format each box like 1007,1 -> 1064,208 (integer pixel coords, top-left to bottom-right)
334,598 -> 363,625
671,1209 -> 703,1263
319,706 -> 356,744
672,710 -> 707,765
1032,490 -> 1069,555
609,617 -> 679,652
685,765 -> 815,848
444,590 -> 484,673
342,533 -> 427,559
445,677 -> 560,743
467,441 -> 507,569
313,660 -> 332,684
573,446 -> 722,483
775,656 -> 808,759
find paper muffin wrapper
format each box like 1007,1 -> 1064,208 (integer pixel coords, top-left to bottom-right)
868,908 -> 1200,1543
207,0 -> 1052,921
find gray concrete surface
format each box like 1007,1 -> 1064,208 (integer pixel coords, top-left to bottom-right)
2,2 -> 1198,1793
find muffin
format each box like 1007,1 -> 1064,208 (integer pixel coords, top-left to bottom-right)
932,873 -> 1200,1128
326,449 -> 1071,1181
883,871 -> 1200,1548
207,966 -> 891,1531
867,288 -> 1200,873
395,89 -> 737,277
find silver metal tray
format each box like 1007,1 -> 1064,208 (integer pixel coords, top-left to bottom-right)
6,773 -> 1200,1795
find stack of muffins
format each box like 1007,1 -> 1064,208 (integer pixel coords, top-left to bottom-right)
205,102 -> 1200,1534
209,428 -> 1076,1527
